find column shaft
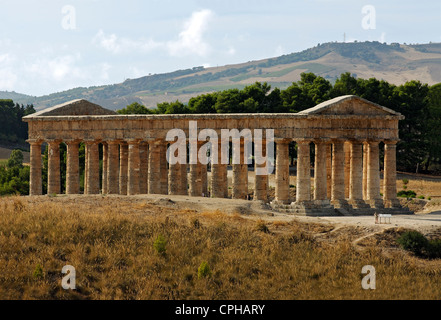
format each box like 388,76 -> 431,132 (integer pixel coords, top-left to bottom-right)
139,143 -> 149,194
102,143 -> 108,194
107,142 -> 120,194
232,142 -> 248,199
85,142 -> 100,195
47,141 -> 61,195
344,142 -> 351,199
119,143 -> 128,195
296,141 -> 311,203
29,142 -> 43,196
367,141 -> 383,208
148,141 -> 161,194
326,144 -> 332,200
384,142 -> 400,208
128,141 -> 140,195
66,141 -> 80,195
275,140 -> 290,203
349,141 -> 366,207
254,140 -> 268,202
314,142 -> 327,201
331,141 -> 345,206
160,143 -> 169,195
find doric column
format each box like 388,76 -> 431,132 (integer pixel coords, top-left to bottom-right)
254,139 -> 268,202
344,142 -> 351,199
363,143 -> 368,200
326,144 -> 332,200
274,139 -> 290,204
296,140 -> 311,203
29,140 -> 43,196
232,141 -> 248,199
139,142 -> 149,194
180,162 -> 188,195
331,140 -> 346,207
148,140 -> 161,194
189,141 -> 202,197
349,141 -> 367,208
367,141 -> 383,208
102,143 -> 108,194
119,142 -> 128,195
127,140 -> 141,196
107,141 -> 120,194
85,141 -> 100,195
168,161 -> 181,195
160,142 -> 169,195
47,140 -> 61,195
211,141 -> 228,198
383,141 -> 400,208
314,141 -> 327,201
201,163 -> 208,197
66,140 -> 80,195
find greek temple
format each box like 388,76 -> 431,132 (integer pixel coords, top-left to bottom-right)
23,95 -> 406,215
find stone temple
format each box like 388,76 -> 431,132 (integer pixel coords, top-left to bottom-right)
23,95 -> 409,216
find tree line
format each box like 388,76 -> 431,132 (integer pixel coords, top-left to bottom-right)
0,99 -> 35,145
118,72 -> 441,174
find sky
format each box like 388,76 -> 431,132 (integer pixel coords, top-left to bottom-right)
0,0 -> 440,96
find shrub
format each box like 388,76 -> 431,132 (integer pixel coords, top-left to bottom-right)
197,261 -> 211,279
153,235 -> 167,255
397,190 -> 417,198
418,196 -> 425,199
33,264 -> 44,280
426,239 -> 441,259
396,231 -> 429,256
256,220 -> 270,234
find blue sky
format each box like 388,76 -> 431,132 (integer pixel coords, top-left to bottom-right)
0,0 -> 440,96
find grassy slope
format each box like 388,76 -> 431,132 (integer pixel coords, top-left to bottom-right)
0,196 -> 440,300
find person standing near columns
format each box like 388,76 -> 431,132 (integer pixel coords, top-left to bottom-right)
274,139 -> 290,204
47,140 -> 61,195
66,140 -> 80,195
29,140 -> 43,196
383,141 -> 400,208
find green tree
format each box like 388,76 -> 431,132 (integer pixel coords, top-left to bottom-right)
7,150 -> 24,168
117,102 -> 153,114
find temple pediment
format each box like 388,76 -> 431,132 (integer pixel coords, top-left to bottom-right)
299,95 -> 403,117
28,99 -> 117,117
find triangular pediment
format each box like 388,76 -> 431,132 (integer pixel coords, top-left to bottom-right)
299,95 -> 402,117
26,99 -> 116,117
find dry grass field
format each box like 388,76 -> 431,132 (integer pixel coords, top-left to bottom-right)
0,194 -> 441,300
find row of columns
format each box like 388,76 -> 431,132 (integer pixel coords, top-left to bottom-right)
273,139 -> 399,208
29,139 -> 270,202
29,138 -> 399,209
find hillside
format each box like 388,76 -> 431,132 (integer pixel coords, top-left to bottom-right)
2,41 -> 441,111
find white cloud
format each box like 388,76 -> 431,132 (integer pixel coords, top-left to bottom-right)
167,9 -> 214,57
93,29 -> 163,54
0,53 -> 18,90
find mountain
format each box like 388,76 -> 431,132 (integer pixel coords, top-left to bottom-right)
2,41 -> 441,111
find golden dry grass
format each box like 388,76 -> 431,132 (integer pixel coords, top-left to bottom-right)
0,196 -> 440,300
